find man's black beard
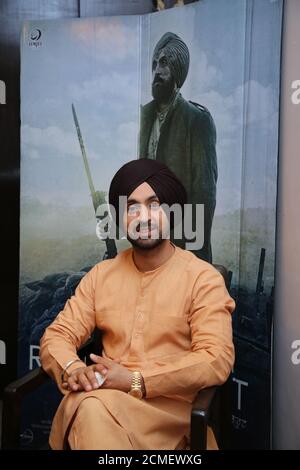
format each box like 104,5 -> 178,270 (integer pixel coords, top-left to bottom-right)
127,234 -> 164,251
152,76 -> 175,103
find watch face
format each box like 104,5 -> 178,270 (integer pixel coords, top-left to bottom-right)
129,388 -> 143,399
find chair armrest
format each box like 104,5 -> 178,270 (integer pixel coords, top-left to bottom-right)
190,386 -> 217,450
2,367 -> 50,450
4,367 -> 50,397
3,335 -> 96,399
1,335 -> 99,449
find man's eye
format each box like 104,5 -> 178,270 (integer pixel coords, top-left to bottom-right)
128,205 -> 139,215
149,201 -> 160,210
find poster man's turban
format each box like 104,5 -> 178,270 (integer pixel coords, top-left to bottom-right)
108,158 -> 187,229
153,32 -> 190,88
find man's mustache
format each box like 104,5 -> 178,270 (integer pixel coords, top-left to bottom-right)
152,75 -> 164,85
137,223 -> 158,231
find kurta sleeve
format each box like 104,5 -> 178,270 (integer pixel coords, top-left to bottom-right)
39,264 -> 98,392
190,108 -> 217,262
141,266 -> 235,401
191,107 -> 217,200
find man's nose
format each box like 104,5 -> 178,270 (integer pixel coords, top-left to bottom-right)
138,205 -> 150,223
153,63 -> 161,77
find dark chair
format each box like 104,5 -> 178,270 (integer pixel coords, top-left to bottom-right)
1,264 -> 233,450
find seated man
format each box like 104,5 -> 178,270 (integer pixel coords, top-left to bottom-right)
40,159 -> 235,450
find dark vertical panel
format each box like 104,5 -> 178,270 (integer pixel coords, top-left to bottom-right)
273,0 -> 300,450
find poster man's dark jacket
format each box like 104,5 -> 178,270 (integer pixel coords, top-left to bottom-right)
139,93 -> 217,262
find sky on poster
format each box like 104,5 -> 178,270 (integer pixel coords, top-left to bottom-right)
20,0 -> 282,215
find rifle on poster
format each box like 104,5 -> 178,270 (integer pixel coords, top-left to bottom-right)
72,103 -> 117,259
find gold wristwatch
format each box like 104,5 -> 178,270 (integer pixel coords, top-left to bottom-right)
128,371 -> 144,399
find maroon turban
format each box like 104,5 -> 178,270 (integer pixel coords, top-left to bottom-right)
108,158 -> 187,230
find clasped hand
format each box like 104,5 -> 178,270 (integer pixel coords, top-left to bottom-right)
62,354 -> 133,393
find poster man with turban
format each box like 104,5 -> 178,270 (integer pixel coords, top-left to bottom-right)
139,32 -> 217,262
40,159 -> 234,450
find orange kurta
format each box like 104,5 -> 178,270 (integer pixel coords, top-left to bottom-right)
40,243 -> 235,450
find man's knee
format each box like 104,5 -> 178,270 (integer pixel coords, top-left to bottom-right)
77,396 -> 105,418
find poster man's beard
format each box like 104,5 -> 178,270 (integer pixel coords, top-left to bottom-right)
152,77 -> 175,103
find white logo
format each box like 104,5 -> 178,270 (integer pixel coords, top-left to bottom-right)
0,80 -> 6,104
95,198 -> 205,251
0,339 -> 6,364
291,340 -> 300,365
291,80 -> 300,105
